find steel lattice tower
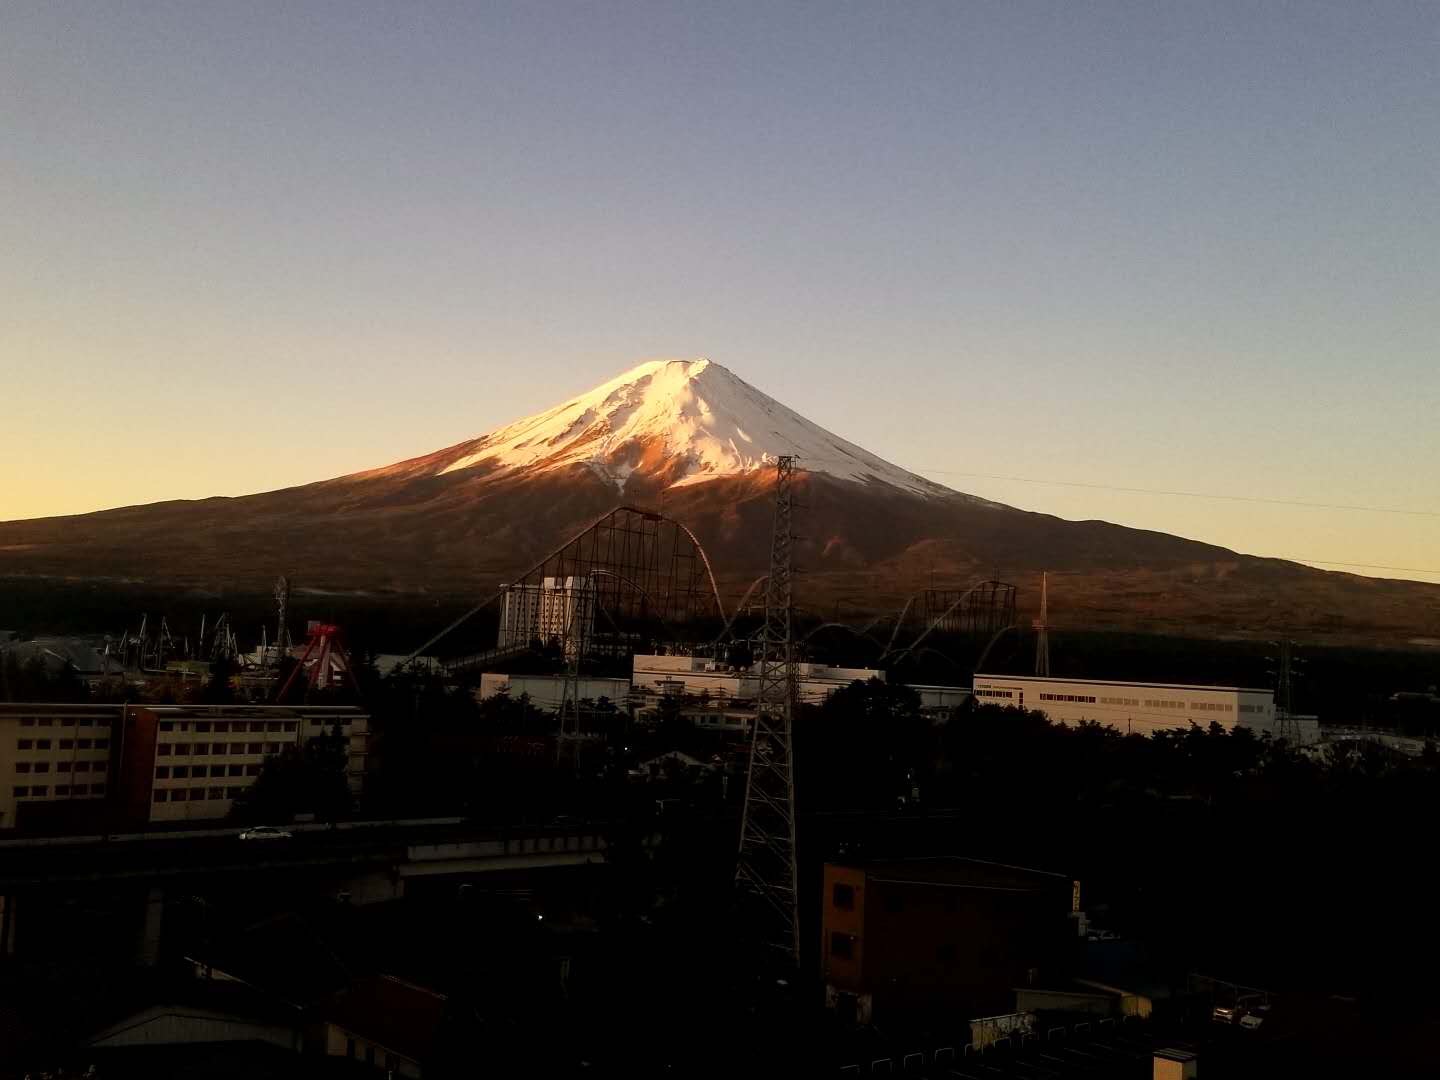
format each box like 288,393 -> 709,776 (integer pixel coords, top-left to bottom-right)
1033,570 -> 1051,677
735,455 -> 801,966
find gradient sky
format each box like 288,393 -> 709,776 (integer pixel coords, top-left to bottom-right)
3,2 -> 1437,582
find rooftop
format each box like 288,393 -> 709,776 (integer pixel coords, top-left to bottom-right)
834,855 -> 1070,892
975,673 -> 1273,695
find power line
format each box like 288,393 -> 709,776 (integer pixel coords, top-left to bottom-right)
1288,558 -> 1440,577
908,468 -> 1439,518
789,455 -> 1440,578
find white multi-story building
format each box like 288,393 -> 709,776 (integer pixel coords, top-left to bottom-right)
497,577 -> 595,655
476,673 -> 631,712
971,674 -> 1275,737
118,704 -> 370,824
631,654 -> 882,713
0,703 -> 118,829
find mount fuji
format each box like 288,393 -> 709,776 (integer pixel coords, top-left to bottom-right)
2,358 -> 1437,644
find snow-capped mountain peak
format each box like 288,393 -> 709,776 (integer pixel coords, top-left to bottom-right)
438,358 -> 952,497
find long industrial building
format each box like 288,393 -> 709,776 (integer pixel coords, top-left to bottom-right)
972,674 -> 1276,737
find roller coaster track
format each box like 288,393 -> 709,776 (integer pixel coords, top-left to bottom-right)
399,505 -> 727,669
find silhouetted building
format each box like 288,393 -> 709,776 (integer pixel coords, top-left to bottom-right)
821,856 -> 1074,1027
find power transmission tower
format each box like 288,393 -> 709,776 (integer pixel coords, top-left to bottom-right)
557,576 -> 595,764
735,455 -> 801,968
1271,639 -> 1304,740
1033,571 -> 1051,677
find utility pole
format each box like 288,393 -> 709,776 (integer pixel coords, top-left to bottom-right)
273,576 -> 291,667
735,455 -> 801,968
1033,571 -> 1051,677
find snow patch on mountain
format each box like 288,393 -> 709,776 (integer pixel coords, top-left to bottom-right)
439,358 -> 955,498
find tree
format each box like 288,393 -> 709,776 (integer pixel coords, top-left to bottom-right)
230,724 -> 351,822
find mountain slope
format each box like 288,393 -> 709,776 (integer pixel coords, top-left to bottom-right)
1,359 -> 1437,645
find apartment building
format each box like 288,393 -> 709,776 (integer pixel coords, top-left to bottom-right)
0,703 -> 119,829
116,704 -> 369,824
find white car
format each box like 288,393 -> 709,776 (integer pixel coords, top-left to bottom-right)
238,825 -> 293,841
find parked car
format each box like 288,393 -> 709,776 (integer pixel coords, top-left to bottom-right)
1239,1005 -> 1270,1031
1212,1004 -> 1243,1024
238,825 -> 293,841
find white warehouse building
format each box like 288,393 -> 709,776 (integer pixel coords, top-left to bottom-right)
632,654 -> 882,709
972,674 -> 1276,738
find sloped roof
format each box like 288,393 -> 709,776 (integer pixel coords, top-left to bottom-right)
322,974 -> 448,1064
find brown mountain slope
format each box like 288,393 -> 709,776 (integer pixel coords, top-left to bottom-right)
2,463 -> 1437,647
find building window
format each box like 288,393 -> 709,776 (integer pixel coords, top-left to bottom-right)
78,717 -> 94,726
208,787 -> 224,800
346,1038 -> 355,1059
189,788 -> 206,801
195,721 -> 211,732
59,739 -> 73,750
250,722 -> 265,732
92,762 -> 106,774
193,742 -> 209,755
61,716 -> 75,726
160,721 -> 174,732
283,721 -> 297,733
248,743 -> 263,754
56,761 -> 71,772
833,883 -> 855,911
31,785 -> 47,797
36,739 -> 51,750
17,739 -> 32,750
226,786 -> 243,798
178,721 -> 189,731
76,738 -> 92,749
158,744 -> 173,756
266,743 -> 283,754
213,721 -> 229,733
37,718 -> 53,726
246,764 -> 261,776
156,767 -> 170,779
267,721 -> 282,732
154,790 -> 168,803
73,761 -> 90,773
20,718 -> 34,727
212,743 -> 227,756
54,784 -> 70,796
172,766 -> 189,779
210,765 -> 225,777
33,762 -> 49,774
365,1046 -> 375,1067
94,738 -> 109,750
13,786 -> 27,797
830,932 -> 854,959
231,743 -> 247,754
15,763 -> 29,774
174,744 -> 190,755
228,764 -> 242,777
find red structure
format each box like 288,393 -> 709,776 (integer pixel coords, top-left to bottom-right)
275,622 -> 361,702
